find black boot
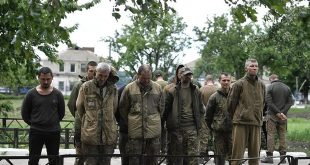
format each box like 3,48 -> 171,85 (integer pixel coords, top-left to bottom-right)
280,152 -> 287,164
215,157 -> 225,165
261,152 -> 273,164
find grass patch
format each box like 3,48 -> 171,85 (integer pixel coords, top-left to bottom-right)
287,118 -> 310,142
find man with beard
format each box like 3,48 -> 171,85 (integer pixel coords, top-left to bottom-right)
75,62 -> 119,165
164,67 -> 204,165
22,67 -> 65,165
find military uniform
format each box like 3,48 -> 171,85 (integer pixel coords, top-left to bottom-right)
75,70 -> 119,165
199,84 -> 217,156
206,88 -> 232,165
119,80 -> 164,165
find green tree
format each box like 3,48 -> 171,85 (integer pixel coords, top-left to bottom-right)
252,5 -> 310,102
193,14 -> 259,79
0,0 -> 100,80
106,12 -> 190,77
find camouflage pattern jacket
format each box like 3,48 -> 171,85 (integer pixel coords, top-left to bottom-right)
227,74 -> 266,126
206,88 -> 232,132
119,80 -> 164,139
75,70 -> 119,145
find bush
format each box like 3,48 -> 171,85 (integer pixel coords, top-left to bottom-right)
0,101 -> 14,117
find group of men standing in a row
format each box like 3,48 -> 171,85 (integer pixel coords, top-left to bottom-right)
22,58 -> 294,165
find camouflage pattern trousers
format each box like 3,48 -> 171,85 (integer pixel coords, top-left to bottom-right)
198,120 -> 212,154
126,137 -> 160,165
266,115 -> 287,154
167,128 -> 199,165
81,143 -> 114,165
213,131 -> 232,160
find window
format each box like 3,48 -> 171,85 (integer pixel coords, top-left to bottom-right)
59,63 -> 64,72
81,63 -> 86,72
70,64 -> 75,72
58,81 -> 64,91
69,81 -> 75,91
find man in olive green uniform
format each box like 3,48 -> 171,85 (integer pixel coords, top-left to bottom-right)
67,61 -> 97,165
227,59 -> 265,165
75,62 -> 119,165
199,75 -> 217,160
154,70 -> 169,156
206,73 -> 232,165
164,67 -> 205,165
261,74 -> 294,164
119,64 -> 164,165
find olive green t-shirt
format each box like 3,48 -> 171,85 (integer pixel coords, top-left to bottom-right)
180,86 -> 195,129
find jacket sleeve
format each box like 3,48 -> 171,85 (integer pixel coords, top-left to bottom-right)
282,88 -> 294,114
205,93 -> 216,130
21,91 -> 32,125
159,88 -> 165,117
265,85 -> 281,114
163,89 -> 173,122
75,86 -> 85,136
119,86 -> 130,128
67,82 -> 80,116
227,82 -> 242,118
113,87 -> 118,114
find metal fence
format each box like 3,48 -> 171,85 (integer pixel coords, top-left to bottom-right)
0,118 -> 74,149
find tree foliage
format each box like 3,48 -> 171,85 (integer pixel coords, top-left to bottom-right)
106,12 -> 190,77
0,0 -> 100,81
254,5 -> 310,100
193,14 -> 260,79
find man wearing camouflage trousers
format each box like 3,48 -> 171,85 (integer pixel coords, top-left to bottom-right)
206,73 -> 232,165
164,67 -> 205,165
261,74 -> 294,164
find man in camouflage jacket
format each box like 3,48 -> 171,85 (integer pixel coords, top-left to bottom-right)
75,62 -> 119,165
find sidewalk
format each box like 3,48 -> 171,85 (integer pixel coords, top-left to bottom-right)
0,148 -> 308,165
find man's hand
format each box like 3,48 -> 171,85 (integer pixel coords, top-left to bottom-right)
276,113 -> 287,121
74,133 -> 81,148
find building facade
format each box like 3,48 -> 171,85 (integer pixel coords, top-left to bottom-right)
41,47 -> 99,95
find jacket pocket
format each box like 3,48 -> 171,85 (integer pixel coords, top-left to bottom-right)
81,118 -> 98,145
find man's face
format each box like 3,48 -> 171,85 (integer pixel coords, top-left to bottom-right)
138,70 -> 152,87
87,65 -> 96,80
95,69 -> 110,86
38,73 -> 53,89
181,73 -> 192,84
220,75 -> 231,90
246,62 -> 259,76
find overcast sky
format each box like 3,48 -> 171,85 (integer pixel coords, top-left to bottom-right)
60,0 -> 231,63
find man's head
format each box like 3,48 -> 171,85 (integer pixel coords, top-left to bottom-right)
176,64 -> 185,83
269,74 -> 279,82
86,61 -> 97,80
37,67 -> 53,89
180,67 -> 193,84
245,58 -> 259,76
154,70 -> 164,79
95,62 -> 111,87
137,64 -> 152,87
219,72 -> 231,90
205,74 -> 214,85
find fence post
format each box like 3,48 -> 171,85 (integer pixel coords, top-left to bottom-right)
14,128 -> 19,148
2,118 -> 6,127
65,129 -> 69,149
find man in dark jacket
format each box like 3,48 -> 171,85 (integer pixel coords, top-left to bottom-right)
206,73 -> 232,165
261,74 -> 294,164
164,67 -> 205,165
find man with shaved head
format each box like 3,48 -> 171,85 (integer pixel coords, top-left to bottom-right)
120,64 -> 164,165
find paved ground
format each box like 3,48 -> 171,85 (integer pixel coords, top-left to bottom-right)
0,148 -> 309,165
